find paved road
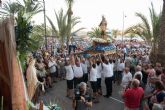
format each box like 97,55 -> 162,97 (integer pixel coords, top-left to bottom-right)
39,80 -> 124,110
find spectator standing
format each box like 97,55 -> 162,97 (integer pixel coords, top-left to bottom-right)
122,79 -> 144,110
134,65 -> 143,81
121,67 -> 132,89
117,59 -> 125,85
72,82 -> 92,110
149,81 -> 165,109
48,57 -> 57,82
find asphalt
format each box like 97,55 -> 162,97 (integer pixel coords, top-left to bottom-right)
39,80 -> 124,110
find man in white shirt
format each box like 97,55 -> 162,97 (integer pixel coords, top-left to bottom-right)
121,67 -> 132,89
96,60 -> 102,95
65,58 -> 74,98
90,61 -> 99,103
70,54 -> 83,88
81,58 -> 88,83
100,55 -> 113,98
134,65 -> 143,81
48,57 -> 57,82
117,59 -> 125,84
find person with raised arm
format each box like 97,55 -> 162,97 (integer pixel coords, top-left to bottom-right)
64,56 -> 74,98
89,57 -> 99,103
99,54 -> 113,98
70,54 -> 83,88
96,57 -> 102,95
80,57 -> 88,83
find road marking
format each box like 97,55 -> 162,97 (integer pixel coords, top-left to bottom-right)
109,97 -> 124,104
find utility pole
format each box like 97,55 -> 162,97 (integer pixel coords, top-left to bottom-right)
43,0 -> 47,50
122,12 -> 125,43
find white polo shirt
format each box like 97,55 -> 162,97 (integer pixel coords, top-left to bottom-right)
109,63 -> 114,76
81,63 -> 88,74
65,65 -> 74,80
90,67 -> 97,82
102,63 -> 113,78
48,61 -> 57,73
121,72 -> 132,88
96,64 -> 102,78
72,65 -> 83,78
117,63 -> 125,71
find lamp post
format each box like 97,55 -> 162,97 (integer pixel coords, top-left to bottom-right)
33,0 -> 47,50
122,12 -> 126,43
43,0 -> 47,50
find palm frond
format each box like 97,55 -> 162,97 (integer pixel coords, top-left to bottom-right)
135,12 -> 152,37
46,16 -> 58,35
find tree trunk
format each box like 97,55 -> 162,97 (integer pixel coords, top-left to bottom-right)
66,6 -> 72,49
157,0 -> 165,66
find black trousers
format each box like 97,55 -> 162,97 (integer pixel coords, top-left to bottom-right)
97,78 -> 102,90
74,77 -> 83,88
105,77 -> 113,96
83,73 -> 88,83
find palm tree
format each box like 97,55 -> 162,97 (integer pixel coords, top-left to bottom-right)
0,0 -> 42,18
13,0 -> 43,71
31,24 -> 52,48
0,1 -> 21,16
124,24 -> 149,42
47,9 -> 84,47
87,27 -> 101,38
47,9 -> 67,45
65,0 -> 74,47
17,0 -> 43,19
157,0 -> 165,66
124,3 -> 161,49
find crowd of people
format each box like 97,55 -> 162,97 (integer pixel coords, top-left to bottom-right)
25,41 -> 165,110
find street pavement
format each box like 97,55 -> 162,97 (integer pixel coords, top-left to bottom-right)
39,80 -> 124,110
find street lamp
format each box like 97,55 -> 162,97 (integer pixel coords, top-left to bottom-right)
33,0 -> 47,50
122,12 -> 126,43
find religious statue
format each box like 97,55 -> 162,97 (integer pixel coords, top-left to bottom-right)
99,16 -> 107,39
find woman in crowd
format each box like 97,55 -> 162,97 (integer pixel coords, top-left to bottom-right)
36,58 -> 52,88
149,81 -> 165,110
59,57 -> 66,80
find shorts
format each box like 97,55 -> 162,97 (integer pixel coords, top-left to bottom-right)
67,79 -> 74,89
90,81 -> 97,93
50,71 -> 58,77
